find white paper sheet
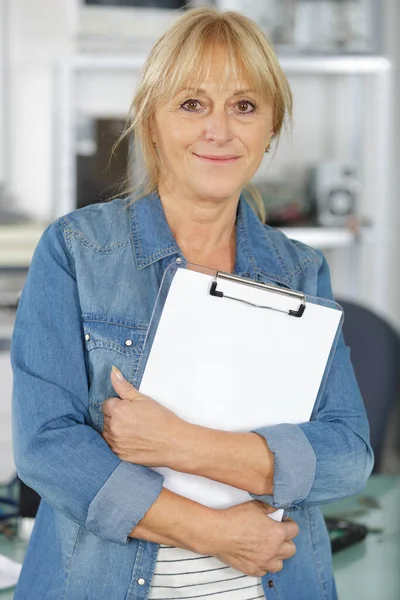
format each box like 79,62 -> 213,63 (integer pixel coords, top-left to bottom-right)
140,268 -> 342,509
0,554 -> 22,590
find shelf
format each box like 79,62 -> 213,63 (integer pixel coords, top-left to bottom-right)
278,226 -> 363,249
0,223 -> 46,268
68,53 -> 391,75
279,55 -> 390,75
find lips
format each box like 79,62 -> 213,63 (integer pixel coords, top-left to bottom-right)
193,153 -> 240,162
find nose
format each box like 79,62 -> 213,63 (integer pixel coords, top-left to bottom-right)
204,108 -> 234,145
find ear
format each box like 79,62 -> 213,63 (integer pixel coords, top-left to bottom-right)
149,115 -> 158,146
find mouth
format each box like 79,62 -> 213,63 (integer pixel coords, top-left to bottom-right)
193,153 -> 241,164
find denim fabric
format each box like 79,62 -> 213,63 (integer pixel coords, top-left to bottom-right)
11,192 -> 373,599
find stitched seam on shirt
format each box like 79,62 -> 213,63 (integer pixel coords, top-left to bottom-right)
257,253 -> 318,286
236,205 -> 259,274
59,216 -> 131,254
264,230 -> 320,281
131,202 -> 179,268
126,539 -> 146,600
82,314 -> 148,329
254,268 -> 292,287
289,248 -> 319,278
61,524 -> 81,600
306,508 -> 329,600
130,200 -> 179,268
85,340 -> 138,355
139,246 -> 181,267
74,231 -> 131,254
131,201 -> 144,268
59,221 -> 76,261
265,231 -> 291,279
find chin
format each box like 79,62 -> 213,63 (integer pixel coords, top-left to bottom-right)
196,189 -> 241,203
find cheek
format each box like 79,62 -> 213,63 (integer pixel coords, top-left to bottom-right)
159,116 -> 199,150
242,137 -> 267,165
238,121 -> 270,152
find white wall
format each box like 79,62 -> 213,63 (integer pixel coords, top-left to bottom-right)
0,310 -> 15,483
7,0 -> 73,220
0,348 -> 14,482
0,0 -> 7,186
385,0 -> 400,329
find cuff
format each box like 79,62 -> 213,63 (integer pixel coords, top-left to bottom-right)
250,423 -> 316,509
86,461 -> 164,544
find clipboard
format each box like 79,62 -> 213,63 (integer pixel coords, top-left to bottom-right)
138,261 -> 343,510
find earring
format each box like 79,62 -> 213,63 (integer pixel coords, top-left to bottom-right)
265,142 -> 272,153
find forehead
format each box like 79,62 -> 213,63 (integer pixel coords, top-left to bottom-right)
161,43 -> 267,101
184,47 -> 252,91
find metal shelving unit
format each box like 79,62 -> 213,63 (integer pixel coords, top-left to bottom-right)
53,52 -> 392,310
279,226 -> 367,249
69,53 -> 390,74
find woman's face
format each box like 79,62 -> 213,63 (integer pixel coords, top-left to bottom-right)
152,47 -> 274,204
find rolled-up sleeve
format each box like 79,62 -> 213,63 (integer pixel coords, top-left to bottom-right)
250,252 -> 374,509
12,222 -> 164,544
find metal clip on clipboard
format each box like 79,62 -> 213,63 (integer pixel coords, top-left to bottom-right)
209,271 -> 306,318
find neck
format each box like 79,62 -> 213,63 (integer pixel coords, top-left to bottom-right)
158,183 -> 239,271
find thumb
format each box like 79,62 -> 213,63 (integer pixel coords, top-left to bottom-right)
111,365 -> 140,400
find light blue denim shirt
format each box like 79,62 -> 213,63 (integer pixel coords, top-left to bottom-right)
12,192 -> 373,600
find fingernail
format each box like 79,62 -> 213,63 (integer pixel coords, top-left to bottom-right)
111,365 -> 125,382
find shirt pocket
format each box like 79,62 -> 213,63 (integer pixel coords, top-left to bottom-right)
82,316 -> 148,431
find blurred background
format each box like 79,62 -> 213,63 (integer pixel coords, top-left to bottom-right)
0,0 -> 399,503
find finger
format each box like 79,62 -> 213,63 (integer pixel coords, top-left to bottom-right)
102,416 -> 111,435
282,520 -> 300,541
277,540 -> 297,560
110,366 -> 140,401
102,397 -> 121,416
265,559 -> 283,574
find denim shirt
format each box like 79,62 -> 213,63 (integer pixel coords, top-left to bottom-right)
11,192 -> 373,600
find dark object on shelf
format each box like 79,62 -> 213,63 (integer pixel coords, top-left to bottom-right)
0,497 -> 19,522
76,118 -> 130,209
254,180 -> 313,226
337,299 -> 400,473
325,516 -> 368,553
0,476 -> 19,535
84,0 -> 187,7
308,162 -> 360,227
19,480 -> 41,519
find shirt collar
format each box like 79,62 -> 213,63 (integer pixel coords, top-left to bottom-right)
130,191 -> 292,287
130,191 -> 182,269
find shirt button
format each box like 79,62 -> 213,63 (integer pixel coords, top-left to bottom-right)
124,339 -> 133,347
137,578 -> 146,586
176,257 -> 182,264
267,579 -> 274,588
84,333 -> 90,341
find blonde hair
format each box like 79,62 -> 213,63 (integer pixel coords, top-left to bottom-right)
116,6 -> 293,220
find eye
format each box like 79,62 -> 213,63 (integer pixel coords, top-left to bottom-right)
235,100 -> 257,114
180,99 -> 202,112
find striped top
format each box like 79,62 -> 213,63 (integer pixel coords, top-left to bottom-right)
148,544 -> 265,600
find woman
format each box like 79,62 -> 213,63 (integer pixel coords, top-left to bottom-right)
12,7 -> 373,600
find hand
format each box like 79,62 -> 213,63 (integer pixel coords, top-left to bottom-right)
102,366 -> 185,466
208,501 -> 298,577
